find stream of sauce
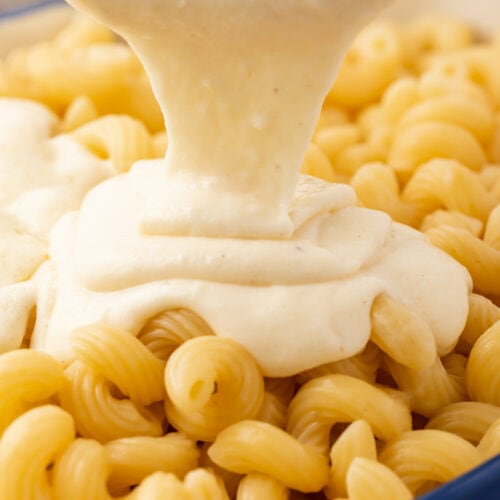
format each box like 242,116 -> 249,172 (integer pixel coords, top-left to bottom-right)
0,0 -> 472,376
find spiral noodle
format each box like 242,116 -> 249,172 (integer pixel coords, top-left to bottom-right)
385,354 -> 466,417
297,342 -> 381,385
236,473 -> 288,500
53,439 -> 110,500
379,430 -> 482,494
71,323 -> 165,407
326,420 -> 377,498
466,320 -> 500,405
165,336 -> 264,441
426,402 -> 500,443
128,469 -> 229,500
286,374 -> 411,454
138,308 -> 214,363
0,349 -> 63,435
59,361 -> 163,442
208,420 -> 329,493
0,405 -> 74,500
105,434 -> 200,493
477,418 -> 500,460
346,457 -> 412,500
370,294 -> 436,370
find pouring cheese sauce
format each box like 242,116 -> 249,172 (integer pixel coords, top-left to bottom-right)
1,0 -> 472,376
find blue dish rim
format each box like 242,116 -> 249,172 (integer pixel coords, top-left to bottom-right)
0,0 -> 64,21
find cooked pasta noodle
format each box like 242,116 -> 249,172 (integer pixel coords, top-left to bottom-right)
164,336 -> 264,441
61,95 -> 99,132
286,374 -> 411,453
345,457 -> 412,500
379,429 -> 482,494
236,473 -> 288,500
138,308 -> 214,363
426,402 -> 500,444
326,420 -> 377,498
0,405 -> 75,500
53,438 -> 111,500
59,360 -> 163,443
466,320 -> 500,405
208,420 -> 329,493
0,349 -> 64,435
105,434 -> 199,493
370,293 -> 436,369
477,418 -> 500,460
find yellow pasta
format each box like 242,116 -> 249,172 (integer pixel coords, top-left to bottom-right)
350,162 -> 419,226
71,115 -> 156,172
297,342 -> 381,385
286,374 -> 411,453
345,457 -> 413,500
313,124 -> 360,166
208,420 -> 329,493
59,360 -> 163,443
0,405 -> 75,500
301,143 -> 335,182
420,210 -> 483,236
105,434 -> 199,493
477,418 -> 500,460
389,122 -> 486,182
466,320 -> 500,405
138,308 -> 214,363
402,159 -> 497,223
236,473 -> 288,500
164,336 -> 264,441
53,438 -> 111,500
0,349 -> 64,435
370,293 -> 436,370
385,354 -> 466,417
426,402 -> 500,444
61,94 -> 99,132
71,323 -> 165,407
379,429 -> 482,495
128,469 -> 229,500
326,420 -> 377,498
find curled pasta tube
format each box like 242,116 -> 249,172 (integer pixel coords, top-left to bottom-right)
0,405 -> 75,500
379,429 -> 482,495
59,361 -> 163,443
350,162 -> 419,227
128,469 -> 229,500
138,308 -> 214,363
420,210 -> 483,236
53,439 -> 111,500
297,342 -> 381,385
0,349 -> 64,435
402,159 -> 497,224
70,114 -> 155,172
370,294 -> 436,370
71,323 -> 165,407
466,320 -> 500,406
459,294 -> 500,352
300,143 -> 335,182
346,457 -> 412,500
426,402 -> 500,444
389,122 -> 485,183
208,420 -> 329,493
286,374 -> 411,454
61,95 -> 99,132
326,420 -> 377,499
385,354 -> 466,417
165,336 -> 264,441
236,473 -> 288,500
105,434 -> 200,493
477,418 -> 500,460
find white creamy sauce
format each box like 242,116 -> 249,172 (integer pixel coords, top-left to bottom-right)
0,0 -> 473,376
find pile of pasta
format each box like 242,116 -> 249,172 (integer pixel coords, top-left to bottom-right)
0,13 -> 500,500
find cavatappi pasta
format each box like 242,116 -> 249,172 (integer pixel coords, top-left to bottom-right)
0,12 -> 499,500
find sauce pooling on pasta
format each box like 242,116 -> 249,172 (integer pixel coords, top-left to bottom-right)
1,0 -> 473,376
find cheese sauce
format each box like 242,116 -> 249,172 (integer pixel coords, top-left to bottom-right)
0,0 -> 472,376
